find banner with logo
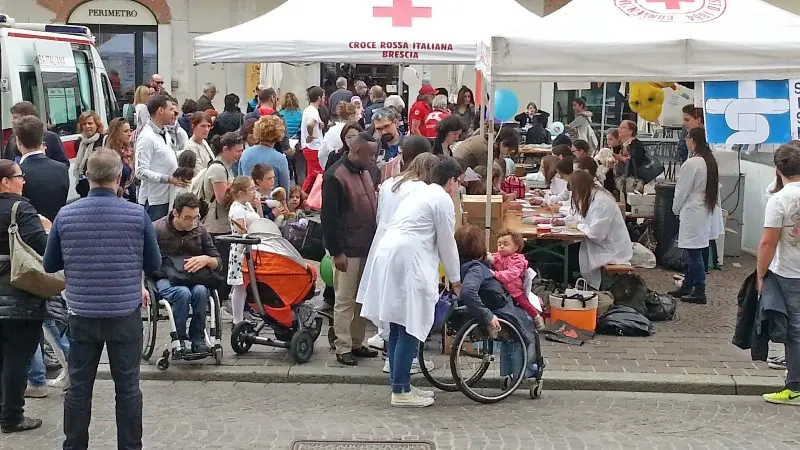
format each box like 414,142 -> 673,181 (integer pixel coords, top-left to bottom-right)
704,80 -> 795,145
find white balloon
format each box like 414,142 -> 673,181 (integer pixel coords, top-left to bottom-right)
549,121 -> 565,136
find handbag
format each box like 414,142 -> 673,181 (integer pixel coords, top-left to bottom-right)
160,256 -> 225,288
8,201 -> 65,297
282,219 -> 325,262
635,151 -> 665,184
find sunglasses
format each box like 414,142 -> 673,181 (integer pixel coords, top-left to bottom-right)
154,81 -> 164,85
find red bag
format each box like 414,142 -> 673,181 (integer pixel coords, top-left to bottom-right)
306,173 -> 323,211
501,176 -> 525,199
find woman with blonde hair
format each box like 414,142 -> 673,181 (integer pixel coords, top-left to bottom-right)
238,115 -> 289,190
319,102 -> 359,169
279,92 -> 303,138
105,118 -> 137,202
73,110 -> 106,197
132,85 -> 154,132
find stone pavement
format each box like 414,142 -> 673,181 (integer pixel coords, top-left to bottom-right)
8,381 -> 800,450
97,254 -> 785,395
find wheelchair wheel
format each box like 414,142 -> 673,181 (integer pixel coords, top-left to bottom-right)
141,286 -> 158,361
451,317 -> 527,404
418,341 -> 459,392
230,321 -> 254,355
211,291 -> 223,345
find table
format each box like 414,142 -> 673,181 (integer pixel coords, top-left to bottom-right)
504,211 -> 584,284
516,146 -> 552,164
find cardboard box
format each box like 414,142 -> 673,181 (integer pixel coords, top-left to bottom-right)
626,193 -> 656,207
462,195 -> 504,220
630,204 -> 655,216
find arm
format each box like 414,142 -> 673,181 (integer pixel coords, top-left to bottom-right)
43,217 -> 64,273
135,133 -> 169,184
278,155 -> 290,190
758,195 -> 784,287
320,175 -> 345,256
16,201 -> 49,255
142,214 -> 161,275
577,195 -> 615,242
459,264 -> 493,325
305,117 -> 317,144
671,160 -> 695,215
44,132 -> 69,166
200,230 -> 221,270
433,193 -> 461,283
492,254 -> 527,285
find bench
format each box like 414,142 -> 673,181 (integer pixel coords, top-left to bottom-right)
602,264 -> 634,274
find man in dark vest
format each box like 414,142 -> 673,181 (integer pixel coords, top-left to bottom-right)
321,132 -> 379,366
15,115 -> 69,221
43,148 -> 161,450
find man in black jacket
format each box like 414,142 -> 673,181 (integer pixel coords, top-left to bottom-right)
3,102 -> 69,166
15,116 -> 70,222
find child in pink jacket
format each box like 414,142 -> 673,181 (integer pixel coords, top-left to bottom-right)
490,230 -> 545,330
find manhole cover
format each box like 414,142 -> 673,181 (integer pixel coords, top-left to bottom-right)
292,441 -> 435,450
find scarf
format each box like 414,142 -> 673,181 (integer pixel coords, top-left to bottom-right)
76,132 -> 102,175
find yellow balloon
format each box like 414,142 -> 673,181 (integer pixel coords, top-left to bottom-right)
629,82 -> 665,123
637,105 -> 663,123
439,263 -> 446,280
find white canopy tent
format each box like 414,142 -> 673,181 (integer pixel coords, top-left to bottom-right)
194,0 -> 539,64
477,0 -> 800,83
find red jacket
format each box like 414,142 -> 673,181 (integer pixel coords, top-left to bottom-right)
422,109 -> 450,138
492,252 -> 539,318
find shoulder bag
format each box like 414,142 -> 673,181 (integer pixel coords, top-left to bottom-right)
8,201 -> 65,298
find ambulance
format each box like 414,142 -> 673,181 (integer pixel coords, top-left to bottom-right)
0,14 -> 119,161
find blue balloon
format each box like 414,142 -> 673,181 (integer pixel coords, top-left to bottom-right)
494,89 -> 519,122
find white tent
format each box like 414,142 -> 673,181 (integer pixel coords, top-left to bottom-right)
194,0 -> 539,64
478,0 -> 800,82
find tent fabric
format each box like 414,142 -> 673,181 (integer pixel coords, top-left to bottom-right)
480,0 -> 800,82
194,0 -> 537,64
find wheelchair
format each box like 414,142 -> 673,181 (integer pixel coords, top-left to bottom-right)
418,303 -> 545,404
141,278 -> 224,370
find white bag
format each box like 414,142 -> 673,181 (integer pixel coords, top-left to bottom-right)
631,242 -> 656,269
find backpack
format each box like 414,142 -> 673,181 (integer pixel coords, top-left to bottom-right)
191,160 -> 230,219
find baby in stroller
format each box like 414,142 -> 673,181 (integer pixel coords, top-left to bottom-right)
454,225 -> 539,380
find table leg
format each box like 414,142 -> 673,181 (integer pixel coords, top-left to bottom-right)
562,243 -> 569,285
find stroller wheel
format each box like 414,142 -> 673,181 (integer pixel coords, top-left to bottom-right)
156,357 -> 169,371
310,316 -> 323,341
230,322 -> 254,355
290,330 -> 315,363
327,326 -> 336,349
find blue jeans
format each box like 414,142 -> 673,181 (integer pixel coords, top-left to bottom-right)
683,248 -> 706,288
28,319 -> 70,386
763,273 -> 800,391
64,309 -> 142,450
155,279 -> 209,345
387,323 -> 419,394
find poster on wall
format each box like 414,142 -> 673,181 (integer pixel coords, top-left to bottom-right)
704,80 -> 793,146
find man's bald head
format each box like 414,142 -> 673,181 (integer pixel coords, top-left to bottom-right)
347,132 -> 378,169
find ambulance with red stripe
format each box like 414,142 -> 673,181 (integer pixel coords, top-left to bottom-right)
0,14 -> 119,172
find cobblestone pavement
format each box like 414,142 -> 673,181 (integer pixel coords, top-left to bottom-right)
130,254 -> 784,385
7,381 -> 800,450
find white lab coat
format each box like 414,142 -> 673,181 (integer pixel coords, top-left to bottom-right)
358,184 -> 461,342
673,156 -> 713,249
576,189 -> 633,289
357,177 -> 428,338
318,122 -> 345,170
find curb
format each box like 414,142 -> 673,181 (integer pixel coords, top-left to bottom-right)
96,364 -> 784,396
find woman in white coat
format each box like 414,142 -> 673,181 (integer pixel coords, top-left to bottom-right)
671,127 -> 719,304
566,170 -> 632,289
358,156 -> 463,408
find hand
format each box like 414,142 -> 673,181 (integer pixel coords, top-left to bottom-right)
169,176 -> 190,188
333,254 -> 348,272
451,281 -> 462,297
489,315 -> 501,331
38,215 -> 52,232
184,256 -> 211,273
506,192 -> 517,201
305,136 -> 314,144
141,286 -> 151,307
530,198 -> 544,206
532,189 -> 544,197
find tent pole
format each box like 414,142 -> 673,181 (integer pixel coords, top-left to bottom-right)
485,77 -> 496,248
600,83 -> 608,148
479,73 -> 486,135
397,64 -> 404,98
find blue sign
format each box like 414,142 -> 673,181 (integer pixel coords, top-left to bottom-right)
704,80 -> 791,145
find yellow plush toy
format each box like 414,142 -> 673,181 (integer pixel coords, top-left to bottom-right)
629,82 -> 667,123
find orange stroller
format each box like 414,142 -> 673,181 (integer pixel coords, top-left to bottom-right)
215,220 -> 323,363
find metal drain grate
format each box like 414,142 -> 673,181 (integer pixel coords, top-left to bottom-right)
292,440 -> 435,450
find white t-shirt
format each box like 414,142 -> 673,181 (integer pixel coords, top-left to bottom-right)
228,201 -> 261,234
764,181 -> 800,279
301,105 -> 323,151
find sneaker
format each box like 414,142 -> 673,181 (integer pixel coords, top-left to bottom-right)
192,342 -> 212,354
533,315 -> 545,331
411,385 -> 435,399
367,334 -> 385,351
383,359 -> 391,373
763,388 -> 800,406
24,385 -> 48,398
1,417 -> 43,433
391,391 -> 434,408
768,354 -> 787,370
352,346 -> 379,358
220,307 -> 234,323
383,358 -> 427,374
47,369 -> 69,390
336,353 -> 358,366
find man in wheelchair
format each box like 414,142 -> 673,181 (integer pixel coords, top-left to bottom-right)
152,193 -> 222,355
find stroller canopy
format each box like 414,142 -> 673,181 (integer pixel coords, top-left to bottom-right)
247,218 -> 308,267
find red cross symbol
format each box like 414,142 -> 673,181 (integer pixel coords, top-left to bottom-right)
373,0 -> 432,27
646,0 -> 694,9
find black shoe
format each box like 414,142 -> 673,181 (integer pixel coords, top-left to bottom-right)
668,284 -> 690,297
336,353 -> 358,366
352,346 -> 379,358
1,417 -> 43,433
192,342 -> 211,354
681,286 -> 707,304
316,302 -> 334,314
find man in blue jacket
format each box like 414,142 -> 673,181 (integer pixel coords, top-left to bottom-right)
43,148 -> 161,450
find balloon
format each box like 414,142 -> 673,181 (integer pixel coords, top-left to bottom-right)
548,121 -> 565,137
320,255 -> 334,287
494,89 -> 519,122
